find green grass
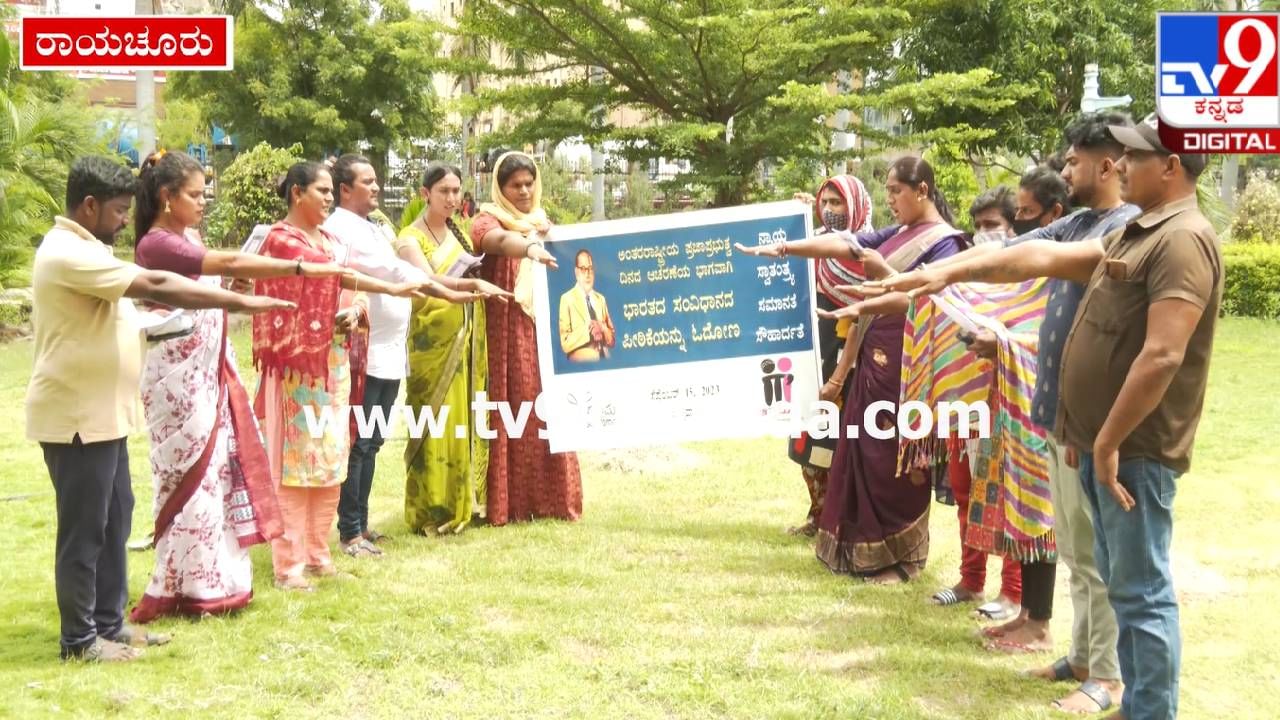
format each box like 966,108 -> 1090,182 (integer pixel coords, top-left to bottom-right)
1,317 -> 1278,719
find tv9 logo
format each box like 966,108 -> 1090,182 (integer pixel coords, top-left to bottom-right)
1157,13 -> 1280,128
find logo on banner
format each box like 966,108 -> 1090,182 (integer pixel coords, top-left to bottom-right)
19,16 -> 234,71
760,357 -> 795,408
1157,12 -> 1280,153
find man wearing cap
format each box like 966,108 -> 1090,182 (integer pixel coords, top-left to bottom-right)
874,113 -> 1219,720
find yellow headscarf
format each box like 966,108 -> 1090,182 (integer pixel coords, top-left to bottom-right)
478,151 -> 549,318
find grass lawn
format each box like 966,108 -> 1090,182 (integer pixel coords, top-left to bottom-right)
0,317 -> 1277,719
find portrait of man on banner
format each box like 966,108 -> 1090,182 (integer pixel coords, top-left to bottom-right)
558,249 -> 616,362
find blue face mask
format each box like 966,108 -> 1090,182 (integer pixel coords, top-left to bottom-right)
822,210 -> 850,232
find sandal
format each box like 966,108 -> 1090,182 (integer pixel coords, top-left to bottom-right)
362,529 -> 388,544
786,520 -> 818,537
342,538 -> 382,557
930,587 -> 974,606
1053,679 -> 1114,714
63,637 -> 142,663
305,564 -> 338,577
1044,656 -> 1077,683
976,600 -> 1021,622
984,637 -> 1053,655
106,624 -> 171,648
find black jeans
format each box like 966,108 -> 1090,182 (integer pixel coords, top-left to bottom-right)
338,375 -> 400,542
40,436 -> 133,657
1021,560 -> 1057,622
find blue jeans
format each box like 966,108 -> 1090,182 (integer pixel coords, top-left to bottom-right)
1079,452 -> 1181,720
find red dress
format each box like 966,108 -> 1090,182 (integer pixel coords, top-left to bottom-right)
472,214 -> 582,525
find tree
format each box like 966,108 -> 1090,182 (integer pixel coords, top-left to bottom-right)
460,1 -> 1021,206
204,141 -> 302,247
157,99 -> 211,152
894,0 -> 1178,168
0,30 -> 107,285
168,0 -> 443,169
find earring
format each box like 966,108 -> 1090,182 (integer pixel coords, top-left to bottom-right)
164,201 -> 171,214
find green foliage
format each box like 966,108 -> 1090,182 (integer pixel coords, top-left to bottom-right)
157,99 -> 211,151
895,0 -> 1167,162
0,30 -> 108,286
205,142 -> 302,247
462,1 -> 1019,206
1228,171 -> 1280,244
168,0 -> 443,162
764,157 -> 827,203
399,195 -> 426,231
1223,243 -> 1280,320
539,161 -> 592,225
924,143 -> 981,230
606,164 -> 659,220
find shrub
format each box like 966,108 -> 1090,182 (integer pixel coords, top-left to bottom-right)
1227,171 -> 1280,244
1222,242 -> 1280,319
205,142 -> 302,247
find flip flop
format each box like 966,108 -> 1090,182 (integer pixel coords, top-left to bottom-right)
106,624 -> 171,648
985,637 -> 1052,655
975,600 -> 1020,622
930,588 -> 972,606
1052,679 -> 1114,714
1048,656 -> 1076,683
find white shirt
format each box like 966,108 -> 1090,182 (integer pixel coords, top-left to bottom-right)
322,207 -> 428,380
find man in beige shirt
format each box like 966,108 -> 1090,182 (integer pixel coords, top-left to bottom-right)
26,156 -> 291,663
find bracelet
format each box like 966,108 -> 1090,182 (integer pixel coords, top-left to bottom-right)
524,240 -> 542,258
295,258 -> 303,276
778,242 -> 788,258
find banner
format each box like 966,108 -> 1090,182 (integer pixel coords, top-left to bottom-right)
20,16 -> 233,71
533,201 -> 820,452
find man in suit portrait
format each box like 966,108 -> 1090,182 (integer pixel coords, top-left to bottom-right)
559,249 -> 615,362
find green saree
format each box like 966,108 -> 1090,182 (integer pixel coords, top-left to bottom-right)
398,225 -> 489,533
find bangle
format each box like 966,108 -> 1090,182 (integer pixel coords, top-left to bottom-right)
295,258 -> 303,276
524,240 -> 541,258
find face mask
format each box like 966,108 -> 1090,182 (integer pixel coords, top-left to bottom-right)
972,229 -> 1009,245
1011,216 -> 1044,236
821,210 -> 850,232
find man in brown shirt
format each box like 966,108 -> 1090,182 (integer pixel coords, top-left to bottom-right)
868,113 -> 1217,720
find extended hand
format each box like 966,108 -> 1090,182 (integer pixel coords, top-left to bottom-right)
816,305 -> 859,321
733,242 -> 786,259
300,262 -> 347,278
526,243 -> 559,269
870,267 -> 948,298
793,192 -> 816,205
239,295 -> 296,314
833,283 -> 888,298
468,279 -> 513,303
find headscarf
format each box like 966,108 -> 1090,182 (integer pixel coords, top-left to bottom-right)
813,174 -> 875,308
477,151 -> 549,318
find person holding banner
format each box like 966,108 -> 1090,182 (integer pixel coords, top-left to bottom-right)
470,152 -> 583,526
786,174 -> 876,537
253,162 -> 446,591
395,162 -> 512,535
129,151 -> 349,623
741,156 -> 968,584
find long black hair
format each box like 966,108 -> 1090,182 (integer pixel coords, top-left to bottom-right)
135,150 -> 204,242
889,156 -> 954,225
421,161 -> 476,258
277,161 -> 328,208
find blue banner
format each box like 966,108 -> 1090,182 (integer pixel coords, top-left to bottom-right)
543,213 -> 813,375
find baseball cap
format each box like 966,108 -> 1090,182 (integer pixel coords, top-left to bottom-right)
1107,113 -> 1208,175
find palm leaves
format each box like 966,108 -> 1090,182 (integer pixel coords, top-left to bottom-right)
0,33 -> 104,285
